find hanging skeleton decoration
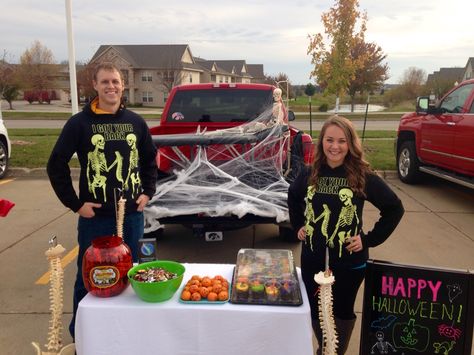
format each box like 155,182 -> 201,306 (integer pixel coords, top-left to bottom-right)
32,237 -> 75,355
314,248 -> 338,355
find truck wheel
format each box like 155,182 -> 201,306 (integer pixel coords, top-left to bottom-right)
397,141 -> 421,184
279,226 -> 299,242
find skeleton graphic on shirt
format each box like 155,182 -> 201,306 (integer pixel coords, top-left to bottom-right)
304,183 -> 360,257
124,133 -> 141,196
328,188 -> 360,257
87,134 -> 123,202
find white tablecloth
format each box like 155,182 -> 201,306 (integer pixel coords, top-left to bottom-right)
76,263 -> 314,355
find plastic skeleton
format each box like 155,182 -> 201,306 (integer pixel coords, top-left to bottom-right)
115,192 -> 126,238
328,188 -> 359,257
272,88 -> 285,125
32,237 -> 75,355
314,249 -> 338,355
87,134 -> 124,202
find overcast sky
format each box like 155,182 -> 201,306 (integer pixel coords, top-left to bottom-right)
1,0 -> 473,85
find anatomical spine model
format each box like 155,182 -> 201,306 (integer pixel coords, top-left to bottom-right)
32,237 -> 75,355
314,248 -> 338,355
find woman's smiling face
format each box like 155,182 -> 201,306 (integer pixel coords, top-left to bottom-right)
322,124 -> 349,168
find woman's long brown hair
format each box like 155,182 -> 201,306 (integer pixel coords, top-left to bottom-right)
309,115 -> 371,197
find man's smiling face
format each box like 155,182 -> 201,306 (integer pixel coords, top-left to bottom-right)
93,68 -> 124,110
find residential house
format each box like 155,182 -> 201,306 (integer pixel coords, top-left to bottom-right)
90,44 -> 203,106
462,57 -> 474,81
89,44 -> 265,106
247,64 -> 265,83
426,67 -> 465,86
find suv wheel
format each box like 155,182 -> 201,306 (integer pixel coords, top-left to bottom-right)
0,140 -> 9,179
397,141 -> 420,184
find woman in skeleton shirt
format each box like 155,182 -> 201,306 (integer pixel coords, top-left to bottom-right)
288,115 -> 404,354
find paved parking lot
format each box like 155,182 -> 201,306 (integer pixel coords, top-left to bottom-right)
1,174 -> 473,355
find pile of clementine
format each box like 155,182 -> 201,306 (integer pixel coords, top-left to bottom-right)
180,274 -> 230,302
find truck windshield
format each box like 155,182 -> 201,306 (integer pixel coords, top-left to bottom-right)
166,89 -> 273,123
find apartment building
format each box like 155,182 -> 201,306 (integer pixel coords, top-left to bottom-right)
89,44 -> 266,106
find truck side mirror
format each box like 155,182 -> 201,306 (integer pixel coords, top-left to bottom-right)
416,97 -> 429,113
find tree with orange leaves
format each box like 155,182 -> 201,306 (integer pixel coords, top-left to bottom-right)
307,0 -> 369,112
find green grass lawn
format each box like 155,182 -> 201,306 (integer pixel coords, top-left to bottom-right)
9,128 -> 396,171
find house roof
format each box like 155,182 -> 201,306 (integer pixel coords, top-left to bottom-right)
193,57 -> 232,75
427,67 -> 464,83
247,64 -> 264,79
91,44 -> 202,71
212,60 -> 252,77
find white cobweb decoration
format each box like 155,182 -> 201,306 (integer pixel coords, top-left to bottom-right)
144,106 -> 306,233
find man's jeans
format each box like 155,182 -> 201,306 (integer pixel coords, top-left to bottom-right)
69,212 -> 144,340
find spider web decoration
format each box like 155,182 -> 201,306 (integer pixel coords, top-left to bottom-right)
144,106 -> 307,233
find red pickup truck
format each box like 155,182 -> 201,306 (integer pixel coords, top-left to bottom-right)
145,83 -> 314,240
396,79 -> 474,188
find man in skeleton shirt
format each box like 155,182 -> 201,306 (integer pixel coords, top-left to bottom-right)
47,62 -> 157,340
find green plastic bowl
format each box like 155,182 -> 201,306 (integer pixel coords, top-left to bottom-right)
127,260 -> 185,302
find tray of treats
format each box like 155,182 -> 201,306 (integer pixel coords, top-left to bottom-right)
179,274 -> 230,304
230,249 -> 303,306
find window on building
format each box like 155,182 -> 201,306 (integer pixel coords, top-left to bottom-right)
142,92 -> 153,103
141,72 -> 152,82
189,73 -> 193,83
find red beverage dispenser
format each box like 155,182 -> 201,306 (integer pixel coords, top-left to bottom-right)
82,194 -> 133,297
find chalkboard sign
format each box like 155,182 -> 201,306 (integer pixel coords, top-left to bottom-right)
360,260 -> 474,355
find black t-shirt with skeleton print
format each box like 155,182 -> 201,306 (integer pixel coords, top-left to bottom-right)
288,164 -> 404,269
47,103 -> 157,216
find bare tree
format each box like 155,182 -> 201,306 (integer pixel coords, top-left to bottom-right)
400,67 -> 427,99
0,51 -> 20,109
262,72 -> 293,99
17,40 -> 58,102
77,60 -> 96,102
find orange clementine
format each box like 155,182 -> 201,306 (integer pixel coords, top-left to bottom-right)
199,286 -> 209,298
218,290 -> 229,301
181,290 -> 191,301
189,279 -> 201,286
189,284 -> 200,294
212,284 -> 222,294
201,277 -> 212,287
191,292 -> 202,301
207,292 -> 218,302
